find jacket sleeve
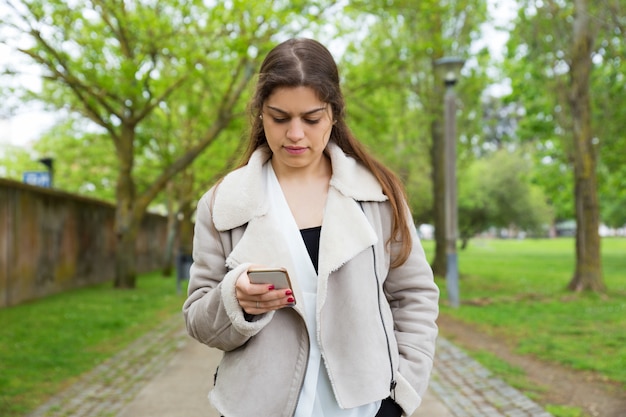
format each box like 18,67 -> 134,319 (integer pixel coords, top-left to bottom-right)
182,189 -> 275,352
384,207 -> 440,415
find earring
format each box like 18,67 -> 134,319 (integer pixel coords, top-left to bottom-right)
259,114 -> 263,120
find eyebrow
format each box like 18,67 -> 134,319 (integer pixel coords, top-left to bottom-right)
265,105 -> 327,117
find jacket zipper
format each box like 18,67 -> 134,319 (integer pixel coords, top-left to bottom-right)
369,243 -> 397,399
360,201 -> 397,399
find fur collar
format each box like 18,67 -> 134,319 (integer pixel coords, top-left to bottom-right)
212,141 -> 387,231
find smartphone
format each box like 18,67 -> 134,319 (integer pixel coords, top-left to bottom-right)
248,267 -> 295,304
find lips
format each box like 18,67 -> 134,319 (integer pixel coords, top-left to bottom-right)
284,146 -> 307,155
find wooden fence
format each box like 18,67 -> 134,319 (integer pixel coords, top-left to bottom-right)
0,178 -> 168,308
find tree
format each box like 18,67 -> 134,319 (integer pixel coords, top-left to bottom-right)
504,0 -> 625,291
0,142 -> 41,178
458,148 -> 552,247
0,0 -> 331,288
344,0 -> 489,276
338,12 -> 433,222
567,0 -> 602,291
592,3 -> 626,231
32,117 -> 118,200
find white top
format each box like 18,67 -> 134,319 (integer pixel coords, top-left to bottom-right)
266,164 -> 380,417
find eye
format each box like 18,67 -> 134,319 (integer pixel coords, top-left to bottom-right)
304,119 -> 321,125
272,117 -> 289,123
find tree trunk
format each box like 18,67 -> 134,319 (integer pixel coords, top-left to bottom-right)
178,203 -> 195,256
162,236 -> 175,277
114,224 -> 138,289
567,0 -> 605,292
161,191 -> 177,278
430,115 -> 447,278
177,170 -> 196,256
113,125 -> 139,289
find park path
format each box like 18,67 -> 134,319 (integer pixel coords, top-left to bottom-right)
27,314 -> 553,417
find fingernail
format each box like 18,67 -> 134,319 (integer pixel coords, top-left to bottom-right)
285,289 -> 293,295
268,285 -> 275,290
287,297 -> 295,303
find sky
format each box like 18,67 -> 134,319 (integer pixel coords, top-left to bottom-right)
0,105 -> 58,149
0,22 -> 60,150
0,0 -> 517,150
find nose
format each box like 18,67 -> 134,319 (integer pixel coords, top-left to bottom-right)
286,118 -> 305,141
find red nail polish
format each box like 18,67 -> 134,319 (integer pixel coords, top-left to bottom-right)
287,297 -> 295,303
268,285 -> 275,290
285,289 -> 293,295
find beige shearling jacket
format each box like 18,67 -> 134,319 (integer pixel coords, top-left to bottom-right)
183,142 -> 439,417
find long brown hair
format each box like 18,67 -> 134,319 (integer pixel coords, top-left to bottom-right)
240,38 -> 412,267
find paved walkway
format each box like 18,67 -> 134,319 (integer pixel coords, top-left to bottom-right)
27,314 -> 553,417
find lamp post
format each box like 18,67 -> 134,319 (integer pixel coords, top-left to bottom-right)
434,56 -> 465,308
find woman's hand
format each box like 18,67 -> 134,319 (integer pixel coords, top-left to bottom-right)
235,268 -> 295,315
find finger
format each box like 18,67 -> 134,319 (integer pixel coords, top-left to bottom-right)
259,290 -> 296,310
242,290 -> 295,314
235,272 -> 271,302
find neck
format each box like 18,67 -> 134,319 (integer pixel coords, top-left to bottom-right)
270,154 -> 332,229
271,154 -> 332,184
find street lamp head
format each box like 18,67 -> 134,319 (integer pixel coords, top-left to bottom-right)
38,157 -> 54,170
434,56 -> 466,86
444,71 -> 458,87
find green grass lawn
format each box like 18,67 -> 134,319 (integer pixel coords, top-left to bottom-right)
423,237 -> 626,406
0,272 -> 186,417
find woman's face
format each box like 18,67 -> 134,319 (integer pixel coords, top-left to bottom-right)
262,86 -> 334,174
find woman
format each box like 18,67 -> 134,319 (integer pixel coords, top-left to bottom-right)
183,38 -> 439,417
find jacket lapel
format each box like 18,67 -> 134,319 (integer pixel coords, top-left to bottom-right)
318,187 -> 378,278
211,146 -> 271,232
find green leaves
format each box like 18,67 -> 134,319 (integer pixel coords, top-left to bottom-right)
504,0 -> 625,229
1,0 -> 336,206
458,149 -> 552,239
341,0 -> 489,223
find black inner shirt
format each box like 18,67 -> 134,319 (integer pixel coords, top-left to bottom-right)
300,226 -> 321,274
